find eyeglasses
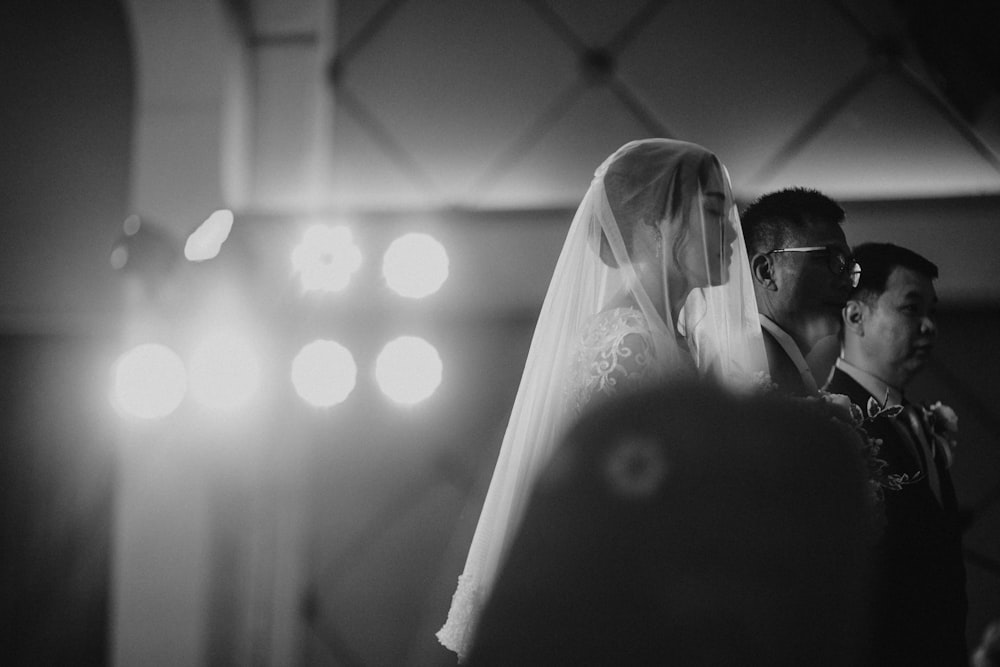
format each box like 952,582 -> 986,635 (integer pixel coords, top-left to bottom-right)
768,245 -> 861,287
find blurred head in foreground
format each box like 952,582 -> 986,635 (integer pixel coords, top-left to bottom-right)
466,380 -> 874,666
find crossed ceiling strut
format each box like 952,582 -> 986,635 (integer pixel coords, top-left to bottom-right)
325,0 -> 676,204
325,0 -> 1000,202
326,0 -> 440,195
467,0 -> 676,201
751,0 -> 1000,186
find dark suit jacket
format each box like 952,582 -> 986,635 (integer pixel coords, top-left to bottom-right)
825,368 -> 968,666
762,328 -> 813,397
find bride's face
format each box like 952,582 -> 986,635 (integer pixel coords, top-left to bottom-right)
675,163 -> 735,287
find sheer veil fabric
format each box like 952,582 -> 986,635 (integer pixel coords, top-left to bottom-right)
437,139 -> 769,659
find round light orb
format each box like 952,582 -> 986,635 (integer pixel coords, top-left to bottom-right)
291,225 -> 363,292
109,245 -> 128,270
123,214 -> 141,236
112,343 -> 187,419
185,209 -> 234,262
291,339 -> 357,407
382,233 -> 449,298
375,336 -> 442,405
189,332 -> 260,410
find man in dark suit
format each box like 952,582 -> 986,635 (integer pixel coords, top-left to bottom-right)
741,188 -> 859,396
824,242 -> 967,665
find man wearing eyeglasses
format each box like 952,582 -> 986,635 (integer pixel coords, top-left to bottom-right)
741,187 -> 859,396
824,242 -> 967,666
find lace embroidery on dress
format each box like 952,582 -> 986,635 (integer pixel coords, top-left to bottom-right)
568,307 -> 668,413
436,572 -> 483,661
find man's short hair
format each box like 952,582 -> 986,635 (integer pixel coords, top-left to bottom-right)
740,187 -> 845,256
850,242 -> 938,304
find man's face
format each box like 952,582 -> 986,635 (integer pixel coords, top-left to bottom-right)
860,265 -> 937,388
770,219 -> 854,344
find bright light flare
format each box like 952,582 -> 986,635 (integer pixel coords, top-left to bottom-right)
189,332 -> 261,410
112,343 -> 187,419
375,336 -> 442,405
185,209 -> 234,262
382,233 -> 449,298
291,225 -> 362,292
291,339 -> 357,407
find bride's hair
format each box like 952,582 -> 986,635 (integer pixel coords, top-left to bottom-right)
599,144 -> 721,269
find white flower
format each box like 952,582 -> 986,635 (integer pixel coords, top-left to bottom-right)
922,401 -> 959,468
822,392 -> 851,410
748,370 -> 778,393
723,369 -> 776,395
819,391 -> 864,425
928,401 -> 959,434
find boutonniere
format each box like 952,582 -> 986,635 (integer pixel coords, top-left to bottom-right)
728,369 -> 778,395
920,401 -> 959,468
818,390 -> 863,424
749,370 -> 778,394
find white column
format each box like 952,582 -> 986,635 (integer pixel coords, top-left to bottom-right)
113,2 -> 251,665
114,1 -> 337,665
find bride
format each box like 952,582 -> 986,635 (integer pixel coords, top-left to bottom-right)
438,139 -> 769,659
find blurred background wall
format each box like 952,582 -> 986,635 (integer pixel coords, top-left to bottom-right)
2,0 -> 998,665
0,1 -> 131,663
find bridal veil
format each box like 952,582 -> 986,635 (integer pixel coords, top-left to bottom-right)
438,139 -> 768,658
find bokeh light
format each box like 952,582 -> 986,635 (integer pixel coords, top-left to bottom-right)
112,343 -> 187,419
189,332 -> 260,410
109,245 -> 129,270
291,339 -> 357,407
291,225 -> 363,292
185,209 -> 234,262
375,336 -> 442,405
382,233 -> 449,298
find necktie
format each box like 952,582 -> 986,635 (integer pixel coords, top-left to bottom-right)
902,403 -> 942,504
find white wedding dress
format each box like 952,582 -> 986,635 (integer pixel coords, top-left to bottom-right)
438,139 -> 768,660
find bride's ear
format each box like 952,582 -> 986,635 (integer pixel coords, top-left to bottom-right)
632,220 -> 663,262
750,253 -> 775,289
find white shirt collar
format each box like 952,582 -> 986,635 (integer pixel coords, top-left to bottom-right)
758,314 -> 818,393
835,357 -> 903,406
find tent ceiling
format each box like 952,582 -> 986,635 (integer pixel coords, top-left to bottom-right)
250,0 -> 1000,210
